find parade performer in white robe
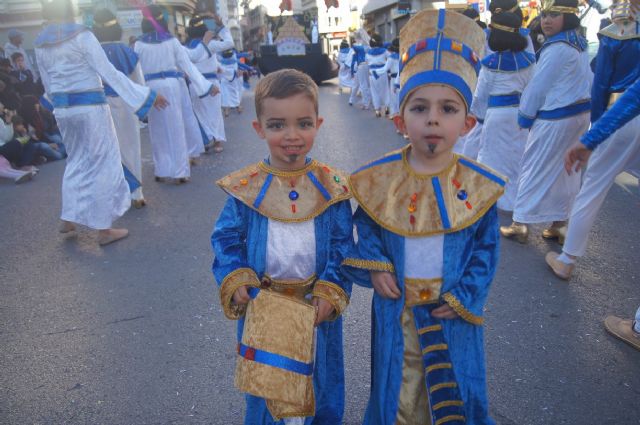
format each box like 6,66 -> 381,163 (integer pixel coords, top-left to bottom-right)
545,0 -> 640,279
185,15 -> 235,154
347,29 -> 371,109
134,5 -> 214,183
219,49 -> 242,116
366,34 -> 389,117
337,39 -> 353,93
501,0 -> 592,244
386,38 -> 400,119
35,0 -> 166,245
473,12 -> 536,211
93,9 -> 147,208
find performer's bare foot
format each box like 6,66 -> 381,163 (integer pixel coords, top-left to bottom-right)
175,177 -> 190,185
224,108 -> 229,117
59,220 -> 76,234
237,106 -> 243,114
213,141 -> 224,153
98,228 -> 129,246
132,199 -> 146,209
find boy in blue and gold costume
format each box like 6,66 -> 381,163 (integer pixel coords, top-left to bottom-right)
342,9 -> 505,425
211,69 -> 353,424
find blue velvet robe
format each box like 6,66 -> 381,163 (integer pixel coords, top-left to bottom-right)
342,150 -> 502,425
211,191 -> 354,425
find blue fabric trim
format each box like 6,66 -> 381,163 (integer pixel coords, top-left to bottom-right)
35,24 -> 87,47
488,93 -> 521,108
520,27 -> 530,37
481,51 -> 536,72
123,164 -> 141,192
399,36 -> 480,76
354,153 -> 402,174
518,112 -> 535,128
102,42 -> 139,76
51,91 -> 107,108
40,96 -> 54,112
369,63 -> 385,69
197,120 -> 210,146
432,176 -> 451,229
187,38 -> 212,58
368,47 -> 387,56
198,83 -> 214,99
339,47 -> 350,54
135,90 -> 157,120
139,31 -> 173,44
400,70 -> 473,111
253,173 -> 273,209
476,117 -> 484,124
219,57 -> 237,65
390,52 -> 399,59
144,70 -> 183,81
238,343 -> 314,376
437,8 -> 446,32
352,45 -> 366,63
202,72 -> 218,80
538,29 -> 588,59
458,157 -> 506,186
307,172 -> 332,201
538,101 -> 591,120
104,85 -> 118,97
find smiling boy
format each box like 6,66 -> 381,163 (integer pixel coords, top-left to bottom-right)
211,69 -> 353,424
342,10 -> 505,425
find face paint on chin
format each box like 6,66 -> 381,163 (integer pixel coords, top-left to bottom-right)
286,154 -> 300,163
427,144 -> 437,154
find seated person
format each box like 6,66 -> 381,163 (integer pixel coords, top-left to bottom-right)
19,95 -> 65,157
10,52 -> 43,97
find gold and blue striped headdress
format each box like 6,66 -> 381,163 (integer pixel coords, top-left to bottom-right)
399,9 -> 485,111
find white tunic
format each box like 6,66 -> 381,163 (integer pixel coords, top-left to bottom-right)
513,42 -> 592,223
472,63 -> 535,211
36,30 -> 152,229
187,29 -> 235,143
366,49 -> 390,111
387,54 -> 400,116
135,36 -> 212,178
219,53 -> 241,108
337,50 -> 353,89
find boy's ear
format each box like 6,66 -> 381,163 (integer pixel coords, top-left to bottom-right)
460,114 -> 477,137
393,115 -> 406,135
316,116 -> 324,130
252,120 -> 265,139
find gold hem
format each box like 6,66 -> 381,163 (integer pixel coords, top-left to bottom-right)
442,292 -> 483,325
342,258 -> 396,272
312,280 -> 349,319
219,268 -> 261,320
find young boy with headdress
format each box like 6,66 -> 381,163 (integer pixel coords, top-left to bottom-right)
35,0 -> 167,245
500,0 -> 592,244
211,69 -> 353,424
472,11 -> 536,212
545,0 -> 640,279
342,9 -> 505,425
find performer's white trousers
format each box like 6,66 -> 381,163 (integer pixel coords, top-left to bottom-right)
369,72 -> 388,111
349,65 -> 371,107
388,81 -> 399,116
513,113 -> 590,223
563,115 -> 640,257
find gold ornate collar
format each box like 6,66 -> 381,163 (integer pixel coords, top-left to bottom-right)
349,146 -> 506,236
217,160 -> 351,222
599,21 -> 640,40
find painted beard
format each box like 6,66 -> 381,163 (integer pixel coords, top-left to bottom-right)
427,143 -> 437,154
286,154 -> 300,163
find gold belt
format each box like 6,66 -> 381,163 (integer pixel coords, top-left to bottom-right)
608,92 -> 624,109
404,277 -> 442,307
260,273 -> 316,300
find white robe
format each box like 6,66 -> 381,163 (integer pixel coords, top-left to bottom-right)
366,49 -> 389,111
347,46 -> 371,108
472,63 -> 535,211
337,50 -> 353,89
387,54 -> 400,116
135,36 -> 212,178
219,54 -> 241,108
513,42 -> 592,223
36,30 -> 152,229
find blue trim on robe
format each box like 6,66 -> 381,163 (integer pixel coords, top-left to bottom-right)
187,38 -> 212,58
211,191 -> 354,424
123,164 -> 141,192
341,204 -> 500,425
389,52 -> 400,60
339,47 -> 350,54
219,56 -> 238,65
35,23 -> 87,47
354,153 -> 402,173
135,90 -> 157,120
101,42 -> 139,98
51,91 -> 107,108
367,47 -> 387,56
138,31 -> 173,44
537,29 -> 588,59
481,51 -> 536,72
432,176 -> 451,229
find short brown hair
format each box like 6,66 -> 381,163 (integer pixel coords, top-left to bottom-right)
254,69 -> 319,118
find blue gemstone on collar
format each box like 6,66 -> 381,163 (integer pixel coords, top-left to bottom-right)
457,190 -> 468,201
289,190 -> 299,201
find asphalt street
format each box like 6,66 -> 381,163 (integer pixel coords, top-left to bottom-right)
1,80 -> 639,425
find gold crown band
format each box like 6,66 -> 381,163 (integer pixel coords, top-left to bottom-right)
544,5 -> 579,13
95,19 -> 118,28
489,22 -> 520,32
192,20 -> 205,27
493,4 -> 520,14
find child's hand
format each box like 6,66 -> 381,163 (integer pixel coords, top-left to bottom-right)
431,303 -> 459,320
312,297 -> 334,326
370,271 -> 401,299
232,285 -> 251,305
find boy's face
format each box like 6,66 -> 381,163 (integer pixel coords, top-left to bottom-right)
14,57 -> 25,70
541,12 -> 564,36
394,85 -> 475,162
252,93 -> 323,171
14,123 -> 26,134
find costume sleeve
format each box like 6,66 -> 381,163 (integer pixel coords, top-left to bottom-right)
207,27 -> 235,53
173,38 -> 213,98
313,200 -> 354,320
341,206 -> 395,288
470,67 -> 491,121
183,43 -> 210,62
129,62 -> 145,85
211,196 -> 261,320
80,31 -> 156,120
441,204 -> 499,325
590,37 -> 615,123
518,44 -> 566,128
581,76 -> 640,150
